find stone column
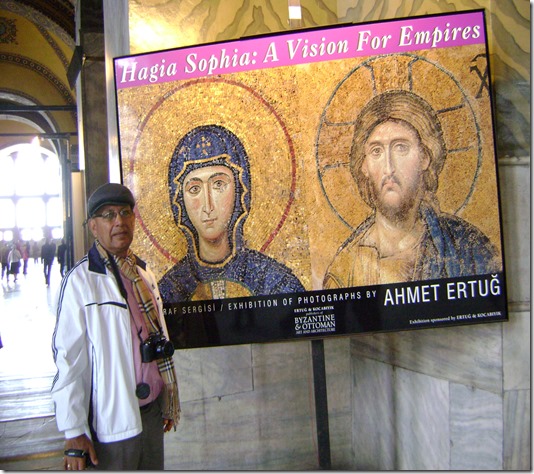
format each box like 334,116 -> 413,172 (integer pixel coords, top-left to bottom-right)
78,0 -> 108,201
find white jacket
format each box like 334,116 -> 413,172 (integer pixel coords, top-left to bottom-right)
51,243 -> 170,443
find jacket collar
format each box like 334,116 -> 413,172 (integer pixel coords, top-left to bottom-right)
87,242 -> 147,274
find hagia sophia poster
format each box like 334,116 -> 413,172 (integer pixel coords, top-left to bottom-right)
114,10 -> 507,348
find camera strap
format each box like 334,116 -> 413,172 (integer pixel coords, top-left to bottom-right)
97,243 -> 152,400
94,240 -> 181,424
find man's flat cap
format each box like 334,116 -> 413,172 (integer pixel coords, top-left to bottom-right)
87,183 -> 135,217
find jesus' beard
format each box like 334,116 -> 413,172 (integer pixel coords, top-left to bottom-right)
369,175 -> 422,224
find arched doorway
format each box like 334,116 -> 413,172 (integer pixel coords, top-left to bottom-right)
0,142 -> 63,244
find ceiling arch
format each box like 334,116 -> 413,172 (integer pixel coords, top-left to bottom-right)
0,0 -> 77,148
3,0 -> 75,47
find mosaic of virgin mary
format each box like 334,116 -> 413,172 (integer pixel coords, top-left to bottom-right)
159,124 -> 304,304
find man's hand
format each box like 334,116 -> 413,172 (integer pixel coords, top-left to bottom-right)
64,434 -> 98,470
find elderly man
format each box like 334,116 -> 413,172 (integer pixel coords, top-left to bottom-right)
51,183 -> 180,470
323,90 -> 501,289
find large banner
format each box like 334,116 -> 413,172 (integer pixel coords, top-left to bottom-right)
114,10 -> 507,349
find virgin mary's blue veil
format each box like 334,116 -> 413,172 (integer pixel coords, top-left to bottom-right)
168,124 -> 251,259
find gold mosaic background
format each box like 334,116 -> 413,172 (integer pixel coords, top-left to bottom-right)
118,35 -> 502,289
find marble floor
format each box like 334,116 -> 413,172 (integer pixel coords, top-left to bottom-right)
0,260 -> 64,470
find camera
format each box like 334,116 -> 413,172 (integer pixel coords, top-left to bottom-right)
140,333 -> 175,362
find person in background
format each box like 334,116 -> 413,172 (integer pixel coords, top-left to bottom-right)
57,238 -> 68,277
41,236 -> 56,287
0,242 -> 9,281
32,241 -> 40,264
7,243 -> 22,283
22,241 -> 30,275
51,183 -> 180,470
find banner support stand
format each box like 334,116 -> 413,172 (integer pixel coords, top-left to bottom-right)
311,338 -> 331,469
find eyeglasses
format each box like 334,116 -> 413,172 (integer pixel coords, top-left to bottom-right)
92,208 -> 134,221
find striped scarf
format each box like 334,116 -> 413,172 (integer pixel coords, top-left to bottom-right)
96,240 -> 180,427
